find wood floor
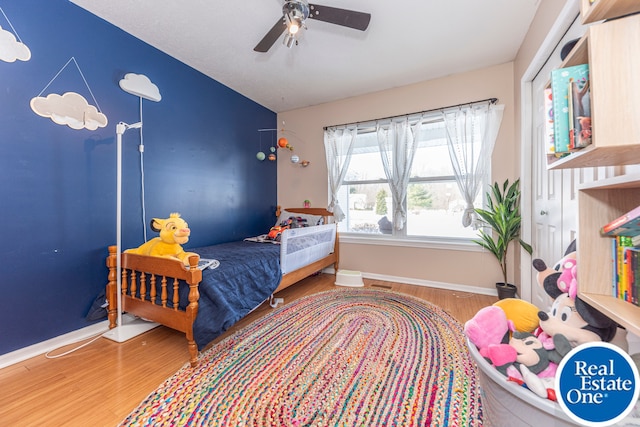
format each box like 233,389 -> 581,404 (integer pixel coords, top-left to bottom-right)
0,274 -> 496,427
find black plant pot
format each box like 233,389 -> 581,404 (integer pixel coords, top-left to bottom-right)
496,282 -> 517,300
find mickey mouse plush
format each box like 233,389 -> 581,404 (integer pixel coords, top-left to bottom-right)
533,240 -> 619,348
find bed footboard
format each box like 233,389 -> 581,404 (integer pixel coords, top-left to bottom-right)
106,246 -> 202,366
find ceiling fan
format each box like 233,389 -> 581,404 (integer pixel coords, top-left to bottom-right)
254,0 -> 371,53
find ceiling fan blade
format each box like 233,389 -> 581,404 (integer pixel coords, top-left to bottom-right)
308,4 -> 371,31
254,16 -> 287,52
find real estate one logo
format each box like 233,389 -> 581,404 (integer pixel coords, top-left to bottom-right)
556,342 -> 639,426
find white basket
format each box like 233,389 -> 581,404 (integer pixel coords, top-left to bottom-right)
467,338 -> 580,426
335,270 -> 363,287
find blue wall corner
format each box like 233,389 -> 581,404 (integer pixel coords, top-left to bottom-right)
0,0 -> 277,354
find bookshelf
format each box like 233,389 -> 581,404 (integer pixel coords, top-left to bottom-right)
577,174 -> 640,336
546,13 -> 640,170
580,0 -> 640,25
557,1 -> 640,337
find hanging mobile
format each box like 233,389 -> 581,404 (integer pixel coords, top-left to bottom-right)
256,131 -> 266,161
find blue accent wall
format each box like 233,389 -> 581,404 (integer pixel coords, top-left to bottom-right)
0,1 -> 277,355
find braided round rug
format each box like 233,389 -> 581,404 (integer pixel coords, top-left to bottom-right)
121,288 -> 483,426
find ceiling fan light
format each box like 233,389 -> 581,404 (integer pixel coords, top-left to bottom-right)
288,22 -> 300,35
283,32 -> 296,48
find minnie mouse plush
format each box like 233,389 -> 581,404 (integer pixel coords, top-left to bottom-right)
533,240 -> 619,348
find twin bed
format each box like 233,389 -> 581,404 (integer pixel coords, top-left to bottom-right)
105,207 -> 339,367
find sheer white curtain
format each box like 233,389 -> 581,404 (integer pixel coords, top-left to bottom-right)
442,103 -> 504,228
324,126 -> 357,221
376,118 -> 421,230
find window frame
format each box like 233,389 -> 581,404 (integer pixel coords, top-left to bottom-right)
331,113 -> 490,248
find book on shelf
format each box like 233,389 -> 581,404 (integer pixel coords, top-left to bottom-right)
550,64 -> 589,154
627,247 -> 639,305
567,75 -> 592,149
622,246 -> 640,305
609,237 -> 639,305
601,205 -> 640,236
543,88 -> 555,158
620,240 -> 632,302
612,237 -> 618,297
631,248 -> 640,306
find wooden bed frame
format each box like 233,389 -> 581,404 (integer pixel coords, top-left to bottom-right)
105,207 -> 339,367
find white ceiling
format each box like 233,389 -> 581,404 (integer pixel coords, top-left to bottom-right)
70,0 -> 540,113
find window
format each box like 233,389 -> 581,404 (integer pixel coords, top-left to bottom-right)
336,117 -> 482,241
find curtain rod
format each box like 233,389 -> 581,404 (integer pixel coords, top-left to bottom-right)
323,97 -> 498,130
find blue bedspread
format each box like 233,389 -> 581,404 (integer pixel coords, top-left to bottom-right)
186,241 -> 282,350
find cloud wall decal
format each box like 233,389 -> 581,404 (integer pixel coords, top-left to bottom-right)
0,25 -> 30,62
119,73 -> 161,102
30,92 -> 108,130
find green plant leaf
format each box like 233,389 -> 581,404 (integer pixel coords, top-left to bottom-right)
473,178 -> 532,284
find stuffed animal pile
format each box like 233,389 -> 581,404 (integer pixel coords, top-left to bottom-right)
125,212 -> 198,267
465,240 -> 627,401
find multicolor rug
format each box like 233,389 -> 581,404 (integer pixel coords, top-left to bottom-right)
120,288 -> 483,426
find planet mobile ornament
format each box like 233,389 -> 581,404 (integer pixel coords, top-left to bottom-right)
278,137 -> 288,148
256,151 -> 266,161
268,153 -> 276,161
291,154 -> 300,163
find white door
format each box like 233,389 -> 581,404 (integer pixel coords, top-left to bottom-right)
529,16 -> 587,309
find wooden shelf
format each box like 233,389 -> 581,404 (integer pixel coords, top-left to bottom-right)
547,144 -> 640,170
579,293 -> 640,336
581,0 -> 640,25
547,14 -> 640,170
577,174 -> 640,335
561,34 -> 588,68
547,13 -> 640,335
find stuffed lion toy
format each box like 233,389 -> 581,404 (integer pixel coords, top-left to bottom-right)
125,213 -> 198,266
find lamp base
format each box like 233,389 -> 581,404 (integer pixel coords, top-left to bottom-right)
102,313 -> 159,343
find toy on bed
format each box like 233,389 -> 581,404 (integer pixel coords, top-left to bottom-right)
267,216 -> 309,241
125,212 -> 198,267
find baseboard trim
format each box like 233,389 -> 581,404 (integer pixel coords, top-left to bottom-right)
0,320 -> 110,369
360,271 -> 499,297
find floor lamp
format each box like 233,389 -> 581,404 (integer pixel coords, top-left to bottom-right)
102,121 -> 159,342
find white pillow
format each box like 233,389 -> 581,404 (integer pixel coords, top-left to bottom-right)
275,210 -> 324,227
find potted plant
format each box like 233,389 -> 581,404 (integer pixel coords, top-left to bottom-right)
473,179 -> 532,299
